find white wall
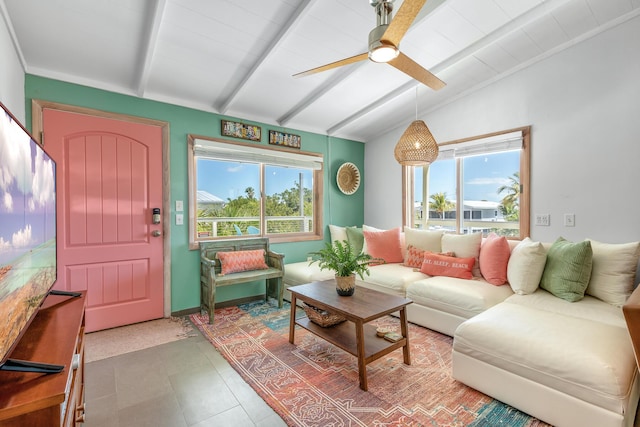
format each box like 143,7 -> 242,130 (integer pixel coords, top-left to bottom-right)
365,15 -> 640,244
0,13 -> 25,122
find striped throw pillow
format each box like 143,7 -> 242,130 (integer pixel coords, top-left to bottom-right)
217,249 -> 269,275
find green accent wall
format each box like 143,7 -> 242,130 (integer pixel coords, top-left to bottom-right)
24,75 -> 365,313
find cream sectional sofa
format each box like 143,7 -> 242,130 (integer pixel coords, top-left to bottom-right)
283,226 -> 640,427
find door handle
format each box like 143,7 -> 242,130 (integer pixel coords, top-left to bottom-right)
151,230 -> 162,237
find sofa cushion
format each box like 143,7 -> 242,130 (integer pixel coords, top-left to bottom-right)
406,276 -> 513,320
453,301 -> 636,413
540,237 -> 593,302
363,227 -> 403,263
507,238 -> 547,295
442,233 -> 482,277
420,252 -> 475,280
283,261 -> 334,286
403,226 -> 443,253
479,233 -> 510,286
505,289 -> 627,328
362,263 -> 427,293
586,239 -> 640,307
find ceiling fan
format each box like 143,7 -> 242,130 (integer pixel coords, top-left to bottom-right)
293,0 -> 445,91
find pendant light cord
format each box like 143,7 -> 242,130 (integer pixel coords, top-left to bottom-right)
415,86 -> 418,121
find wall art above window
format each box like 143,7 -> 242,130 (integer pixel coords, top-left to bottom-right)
221,120 -> 261,141
269,130 -> 301,149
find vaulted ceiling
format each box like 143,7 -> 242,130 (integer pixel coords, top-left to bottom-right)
2,0 -> 638,142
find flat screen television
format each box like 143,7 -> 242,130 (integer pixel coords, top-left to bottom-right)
0,101 -> 61,373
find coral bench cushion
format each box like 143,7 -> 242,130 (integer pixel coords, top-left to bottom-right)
217,249 -> 269,275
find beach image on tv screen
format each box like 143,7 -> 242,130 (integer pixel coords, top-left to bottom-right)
0,108 -> 56,361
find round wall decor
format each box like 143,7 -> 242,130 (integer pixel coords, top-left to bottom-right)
336,162 -> 361,195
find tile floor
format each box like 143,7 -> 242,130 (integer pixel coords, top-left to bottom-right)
83,316 -> 640,427
83,318 -> 287,427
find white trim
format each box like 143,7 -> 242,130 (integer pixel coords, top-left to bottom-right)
437,130 -> 523,160
193,138 -> 323,170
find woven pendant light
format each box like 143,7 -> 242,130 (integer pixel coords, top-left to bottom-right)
394,88 -> 439,166
394,120 -> 439,166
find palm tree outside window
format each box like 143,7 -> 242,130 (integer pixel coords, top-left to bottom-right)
402,127 -> 530,239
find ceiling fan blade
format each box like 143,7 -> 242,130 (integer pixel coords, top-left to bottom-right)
382,0 -> 427,47
293,53 -> 369,78
388,52 -> 445,90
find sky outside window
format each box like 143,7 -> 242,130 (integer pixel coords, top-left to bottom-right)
197,158 -> 312,201
414,151 -> 519,203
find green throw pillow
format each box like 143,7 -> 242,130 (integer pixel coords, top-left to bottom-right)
345,227 -> 364,255
540,237 -> 593,302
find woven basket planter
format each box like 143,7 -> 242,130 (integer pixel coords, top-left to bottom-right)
335,274 -> 356,296
303,304 -> 346,328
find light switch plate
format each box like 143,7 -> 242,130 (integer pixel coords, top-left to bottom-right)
564,213 -> 575,227
176,200 -> 183,212
535,214 -> 550,226
176,214 -> 183,225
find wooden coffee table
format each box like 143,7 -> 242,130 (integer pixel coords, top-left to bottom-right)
288,280 -> 413,391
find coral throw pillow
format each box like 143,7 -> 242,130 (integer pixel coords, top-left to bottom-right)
404,245 -> 426,268
479,233 -> 511,285
363,227 -> 403,263
216,249 -> 269,275
420,252 -> 475,280
405,245 -> 454,268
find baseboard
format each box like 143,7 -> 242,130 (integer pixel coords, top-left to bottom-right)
171,295 -> 267,317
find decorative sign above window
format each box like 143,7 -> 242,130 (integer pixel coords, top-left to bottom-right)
221,120 -> 261,142
269,130 -> 301,149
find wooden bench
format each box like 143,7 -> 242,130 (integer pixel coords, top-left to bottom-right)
200,238 -> 285,324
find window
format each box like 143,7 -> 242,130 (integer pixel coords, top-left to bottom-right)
188,135 -> 323,248
403,127 -> 530,239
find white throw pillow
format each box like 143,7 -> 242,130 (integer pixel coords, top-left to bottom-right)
403,227 -> 443,253
328,224 -> 348,244
586,239 -> 640,306
441,233 -> 482,277
507,238 -> 547,294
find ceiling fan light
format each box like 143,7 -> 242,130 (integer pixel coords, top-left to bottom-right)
394,120 -> 439,166
369,43 -> 399,63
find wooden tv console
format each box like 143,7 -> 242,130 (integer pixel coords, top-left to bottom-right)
0,291 -> 86,426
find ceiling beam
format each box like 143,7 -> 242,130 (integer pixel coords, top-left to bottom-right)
278,64 -> 361,126
326,0 -> 575,135
279,0 -> 447,127
135,0 -> 167,97
217,0 -> 317,114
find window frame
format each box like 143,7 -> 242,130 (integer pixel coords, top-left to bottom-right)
188,134 -> 324,249
402,126 -> 531,239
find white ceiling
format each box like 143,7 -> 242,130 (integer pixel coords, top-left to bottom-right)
2,0 -> 639,142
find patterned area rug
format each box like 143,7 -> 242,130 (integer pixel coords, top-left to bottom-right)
190,300 -> 550,427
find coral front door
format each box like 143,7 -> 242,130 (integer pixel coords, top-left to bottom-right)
43,108 -> 164,332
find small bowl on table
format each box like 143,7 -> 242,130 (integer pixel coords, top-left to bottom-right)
376,327 -> 391,337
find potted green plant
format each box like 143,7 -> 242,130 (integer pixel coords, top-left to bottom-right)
308,240 -> 383,296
